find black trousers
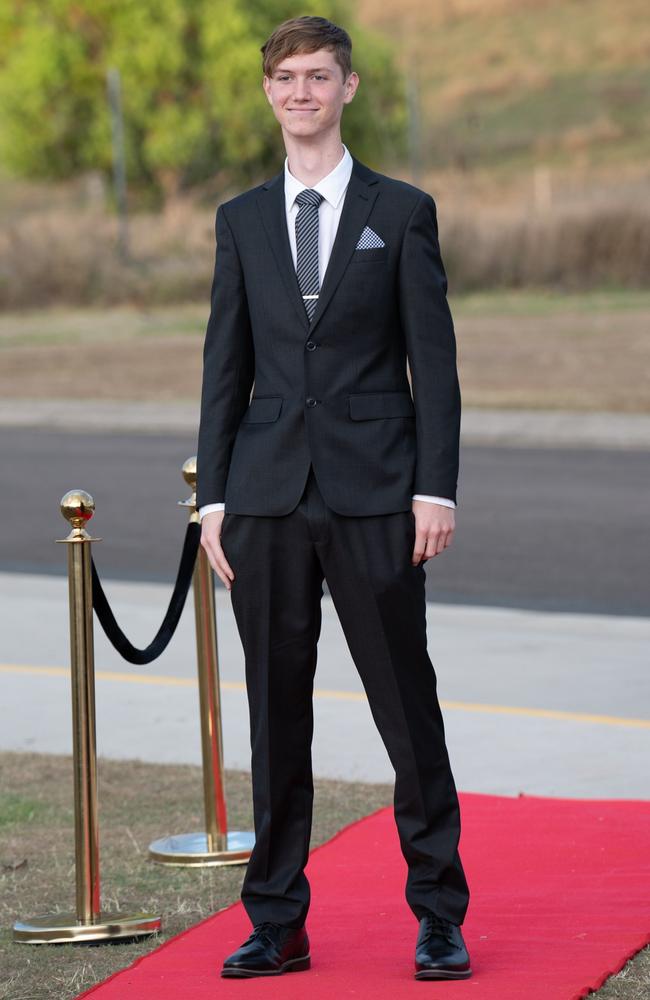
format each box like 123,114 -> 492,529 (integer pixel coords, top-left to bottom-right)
220,464 -> 470,928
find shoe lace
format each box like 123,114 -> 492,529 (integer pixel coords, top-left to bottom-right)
249,921 -> 287,948
420,912 -> 458,947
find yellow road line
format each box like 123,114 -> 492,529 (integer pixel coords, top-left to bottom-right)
2,663 -> 649,730
439,699 -> 650,729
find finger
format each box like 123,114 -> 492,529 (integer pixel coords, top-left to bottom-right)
421,529 -> 439,560
216,529 -> 236,580
217,566 -> 233,591
411,531 -> 426,566
214,545 -> 235,587
427,524 -> 454,558
440,524 -> 455,553
425,535 -> 439,559
211,547 -> 234,590
202,534 -> 235,587
217,549 -> 235,586
201,537 -> 222,577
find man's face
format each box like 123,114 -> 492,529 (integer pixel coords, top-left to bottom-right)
262,48 -> 358,139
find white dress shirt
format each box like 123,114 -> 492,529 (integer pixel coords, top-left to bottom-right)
199,144 -> 456,519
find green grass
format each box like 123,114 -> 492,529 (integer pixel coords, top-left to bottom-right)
0,794 -> 52,829
0,304 -> 208,349
426,67 -> 650,175
361,0 -> 650,178
1,290 -> 649,351
449,287 -> 650,316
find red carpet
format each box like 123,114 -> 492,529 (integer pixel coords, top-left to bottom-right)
76,792 -> 650,999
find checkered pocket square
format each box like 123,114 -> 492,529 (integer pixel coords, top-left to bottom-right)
356,226 -> 386,249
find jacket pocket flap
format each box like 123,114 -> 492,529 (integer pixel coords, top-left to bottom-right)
348,391 -> 415,420
241,396 -> 283,423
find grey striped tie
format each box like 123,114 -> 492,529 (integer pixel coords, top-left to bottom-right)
295,188 -> 324,323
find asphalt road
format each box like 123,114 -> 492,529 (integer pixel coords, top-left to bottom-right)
1,427 -> 648,615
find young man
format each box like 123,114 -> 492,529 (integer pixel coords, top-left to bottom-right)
196,15 -> 471,982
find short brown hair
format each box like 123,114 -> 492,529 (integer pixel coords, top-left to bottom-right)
261,16 -> 352,82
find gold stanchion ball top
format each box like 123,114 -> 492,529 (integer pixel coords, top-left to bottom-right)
182,456 -> 197,490
60,490 -> 95,530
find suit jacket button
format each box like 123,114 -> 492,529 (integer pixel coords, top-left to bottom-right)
306,397 -> 317,407
306,340 -> 317,351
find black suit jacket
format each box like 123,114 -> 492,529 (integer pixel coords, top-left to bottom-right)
195,154 -> 461,516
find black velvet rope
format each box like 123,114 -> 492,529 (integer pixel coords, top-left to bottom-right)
91,521 -> 201,665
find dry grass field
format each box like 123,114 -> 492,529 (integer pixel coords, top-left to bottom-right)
0,291 -> 648,413
1,179 -> 648,311
357,0 -> 650,178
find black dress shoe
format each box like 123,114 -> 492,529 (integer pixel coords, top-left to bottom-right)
414,912 -> 472,980
221,921 -> 310,978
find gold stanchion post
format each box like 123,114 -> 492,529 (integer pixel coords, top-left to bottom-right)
13,491 -> 161,943
148,458 -> 254,866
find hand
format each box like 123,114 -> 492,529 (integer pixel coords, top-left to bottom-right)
200,511 -> 235,590
411,500 -> 455,565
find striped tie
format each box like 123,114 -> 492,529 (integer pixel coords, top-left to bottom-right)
295,188 -> 324,323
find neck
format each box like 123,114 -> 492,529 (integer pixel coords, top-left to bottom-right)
284,129 -> 345,186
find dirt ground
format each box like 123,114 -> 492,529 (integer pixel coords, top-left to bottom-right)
1,752 -> 648,1000
0,292 -> 648,412
0,752 -> 392,1000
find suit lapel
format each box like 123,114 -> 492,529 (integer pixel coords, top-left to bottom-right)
257,167 -> 309,332
256,155 -> 380,336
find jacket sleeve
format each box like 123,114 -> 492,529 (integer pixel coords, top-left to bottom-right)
195,203 -> 255,509
398,192 -> 461,503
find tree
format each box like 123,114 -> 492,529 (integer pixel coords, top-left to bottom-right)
0,0 -> 407,204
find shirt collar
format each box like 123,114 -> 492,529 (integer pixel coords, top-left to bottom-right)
284,143 -> 353,210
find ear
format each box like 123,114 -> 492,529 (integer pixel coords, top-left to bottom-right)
344,72 -> 359,104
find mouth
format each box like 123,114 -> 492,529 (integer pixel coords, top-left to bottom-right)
287,109 -> 318,113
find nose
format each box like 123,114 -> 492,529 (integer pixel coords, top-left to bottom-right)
293,77 -> 311,100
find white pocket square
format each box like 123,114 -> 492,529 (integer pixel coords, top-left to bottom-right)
356,226 -> 386,249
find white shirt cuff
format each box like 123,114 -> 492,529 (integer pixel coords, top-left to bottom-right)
198,502 -> 225,520
412,494 -> 456,509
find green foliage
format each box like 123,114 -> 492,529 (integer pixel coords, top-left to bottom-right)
0,1 -> 406,201
0,792 -> 45,826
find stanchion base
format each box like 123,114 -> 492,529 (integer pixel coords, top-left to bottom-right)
13,911 -> 161,944
148,830 -> 255,867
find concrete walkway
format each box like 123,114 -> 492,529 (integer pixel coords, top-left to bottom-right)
1,398 -> 650,449
1,572 -> 648,799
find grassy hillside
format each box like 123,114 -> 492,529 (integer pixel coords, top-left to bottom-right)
356,0 -> 650,180
1,0 -> 647,305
